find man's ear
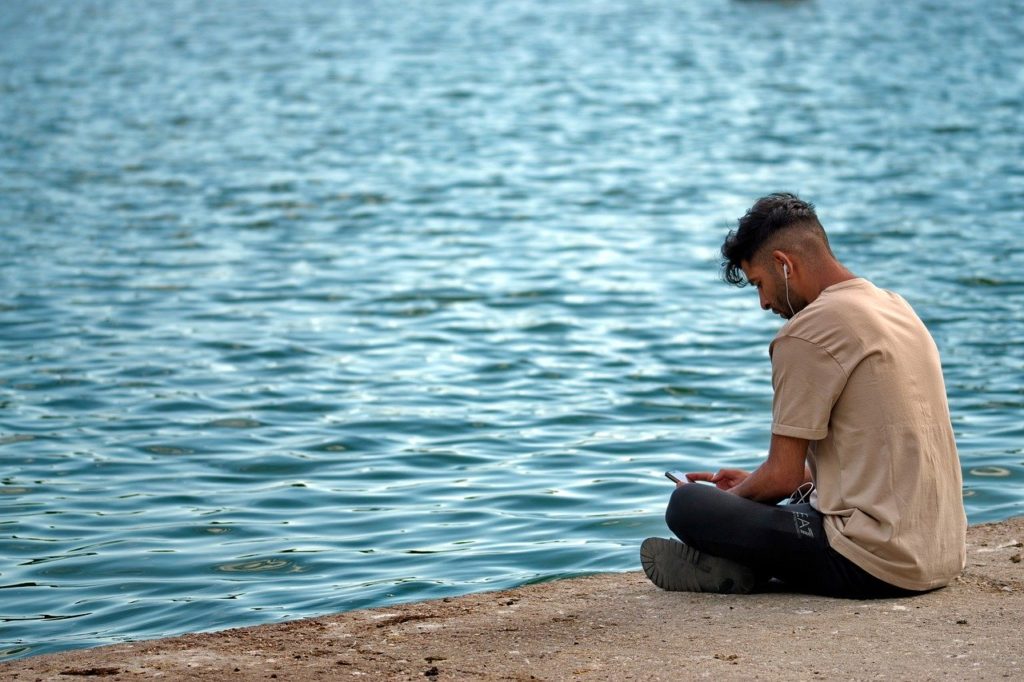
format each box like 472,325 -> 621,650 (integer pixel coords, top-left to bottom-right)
771,250 -> 793,275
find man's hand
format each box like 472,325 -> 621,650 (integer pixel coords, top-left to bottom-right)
683,469 -> 750,491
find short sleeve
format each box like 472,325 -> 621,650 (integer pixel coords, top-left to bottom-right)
769,335 -> 848,441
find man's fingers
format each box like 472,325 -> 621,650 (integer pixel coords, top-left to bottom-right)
685,472 -> 714,482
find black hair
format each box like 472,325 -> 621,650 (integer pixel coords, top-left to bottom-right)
720,192 -> 825,286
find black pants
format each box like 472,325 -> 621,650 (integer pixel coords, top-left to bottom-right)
665,483 -> 919,599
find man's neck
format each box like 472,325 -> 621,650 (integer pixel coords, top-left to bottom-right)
806,261 -> 857,304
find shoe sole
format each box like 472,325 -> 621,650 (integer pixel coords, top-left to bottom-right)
640,537 -> 756,594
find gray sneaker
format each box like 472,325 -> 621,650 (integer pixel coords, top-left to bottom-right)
640,537 -> 757,594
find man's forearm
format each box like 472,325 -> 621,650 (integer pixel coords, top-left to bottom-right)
728,433 -> 810,503
728,460 -> 798,503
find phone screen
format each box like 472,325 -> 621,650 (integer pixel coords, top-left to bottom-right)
665,470 -> 685,483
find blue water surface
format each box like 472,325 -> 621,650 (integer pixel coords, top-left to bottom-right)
1,0 -> 1022,661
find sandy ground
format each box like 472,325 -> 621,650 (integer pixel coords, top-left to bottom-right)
4,517 -> 1022,681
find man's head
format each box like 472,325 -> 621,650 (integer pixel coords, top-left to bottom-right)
721,193 -> 838,319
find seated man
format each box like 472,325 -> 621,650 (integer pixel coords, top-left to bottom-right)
642,193 -> 966,598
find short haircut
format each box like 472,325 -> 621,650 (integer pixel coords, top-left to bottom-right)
720,192 -> 829,286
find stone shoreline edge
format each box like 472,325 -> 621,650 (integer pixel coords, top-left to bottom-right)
4,516 -> 1022,681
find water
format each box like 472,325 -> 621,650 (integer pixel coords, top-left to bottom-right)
1,0 -> 1022,661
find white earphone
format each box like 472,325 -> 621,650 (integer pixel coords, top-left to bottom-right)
782,263 -> 795,317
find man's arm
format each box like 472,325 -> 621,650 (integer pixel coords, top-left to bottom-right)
725,433 -> 810,503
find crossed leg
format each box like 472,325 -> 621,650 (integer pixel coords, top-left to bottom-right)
663,483 -> 914,598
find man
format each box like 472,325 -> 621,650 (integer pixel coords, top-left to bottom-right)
641,193 -> 966,598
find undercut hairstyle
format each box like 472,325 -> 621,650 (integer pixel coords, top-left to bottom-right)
720,192 -> 830,286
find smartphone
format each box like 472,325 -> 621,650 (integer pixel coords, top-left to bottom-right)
665,470 -> 686,484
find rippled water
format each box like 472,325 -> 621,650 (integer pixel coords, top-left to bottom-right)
2,0 -> 1022,661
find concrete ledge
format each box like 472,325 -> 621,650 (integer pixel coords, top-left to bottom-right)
4,517 -> 1022,681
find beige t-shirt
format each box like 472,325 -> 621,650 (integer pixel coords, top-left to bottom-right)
770,278 -> 966,591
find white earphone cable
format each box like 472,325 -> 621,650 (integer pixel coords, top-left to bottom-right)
784,267 -> 795,317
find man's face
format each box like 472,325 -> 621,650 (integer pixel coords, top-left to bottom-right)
740,259 -> 798,319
